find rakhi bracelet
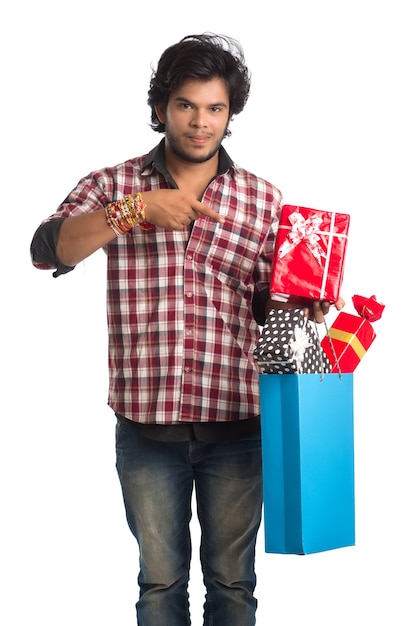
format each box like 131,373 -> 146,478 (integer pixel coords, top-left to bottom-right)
105,194 -> 140,235
105,193 -> 155,235
132,193 -> 155,231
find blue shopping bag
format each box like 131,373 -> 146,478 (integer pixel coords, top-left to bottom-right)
259,373 -> 355,554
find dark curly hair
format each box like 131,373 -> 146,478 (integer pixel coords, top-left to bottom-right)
147,33 -> 251,135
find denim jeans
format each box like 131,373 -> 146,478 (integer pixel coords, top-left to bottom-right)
115,418 -> 263,626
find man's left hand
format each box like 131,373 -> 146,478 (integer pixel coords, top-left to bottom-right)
266,296 -> 345,323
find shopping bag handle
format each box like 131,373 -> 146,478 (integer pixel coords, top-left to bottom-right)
318,318 -> 343,380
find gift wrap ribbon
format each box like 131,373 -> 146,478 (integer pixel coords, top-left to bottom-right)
277,211 -> 327,265
327,327 -> 367,360
288,325 -> 314,373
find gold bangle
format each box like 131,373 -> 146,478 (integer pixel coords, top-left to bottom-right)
105,193 -> 155,235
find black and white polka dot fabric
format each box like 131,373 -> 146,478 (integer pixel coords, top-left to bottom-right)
254,308 -> 331,374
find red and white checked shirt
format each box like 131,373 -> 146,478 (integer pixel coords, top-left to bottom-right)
33,140 -> 282,424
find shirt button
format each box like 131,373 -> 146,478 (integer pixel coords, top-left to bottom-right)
186,329 -> 193,336
186,254 -> 193,261
186,292 -> 193,298
184,366 -> 191,373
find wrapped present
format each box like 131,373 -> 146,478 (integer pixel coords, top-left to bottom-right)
254,308 -> 331,374
321,295 -> 385,373
270,204 -> 350,301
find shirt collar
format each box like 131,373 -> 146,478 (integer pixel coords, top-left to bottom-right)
142,138 -> 234,181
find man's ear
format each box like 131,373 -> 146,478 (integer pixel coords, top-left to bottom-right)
154,103 -> 166,124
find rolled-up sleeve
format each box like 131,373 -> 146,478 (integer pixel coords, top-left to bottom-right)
30,167 -> 113,277
30,218 -> 75,277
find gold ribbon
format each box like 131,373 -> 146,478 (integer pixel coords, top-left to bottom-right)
328,328 -> 366,360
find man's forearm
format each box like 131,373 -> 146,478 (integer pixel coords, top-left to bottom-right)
56,210 -> 116,267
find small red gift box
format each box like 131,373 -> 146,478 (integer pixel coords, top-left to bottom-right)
270,205 -> 350,301
321,295 -> 385,373
321,312 -> 375,373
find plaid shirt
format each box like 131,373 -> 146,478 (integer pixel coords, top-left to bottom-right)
33,140 -> 282,424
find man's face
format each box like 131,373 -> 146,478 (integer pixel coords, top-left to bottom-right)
155,78 -> 231,164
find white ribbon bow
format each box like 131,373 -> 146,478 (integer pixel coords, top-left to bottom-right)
288,325 -> 313,373
278,210 -> 326,265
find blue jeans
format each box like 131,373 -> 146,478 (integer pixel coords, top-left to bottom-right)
115,418 -> 263,626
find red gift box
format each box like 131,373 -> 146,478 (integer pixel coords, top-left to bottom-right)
270,205 -> 350,301
321,312 -> 375,373
321,295 -> 385,373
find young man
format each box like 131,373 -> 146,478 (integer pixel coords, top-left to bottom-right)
31,34 -> 339,626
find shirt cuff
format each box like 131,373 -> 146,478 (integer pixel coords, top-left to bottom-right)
30,218 -> 75,277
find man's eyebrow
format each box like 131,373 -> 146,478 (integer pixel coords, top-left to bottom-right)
173,96 -> 228,107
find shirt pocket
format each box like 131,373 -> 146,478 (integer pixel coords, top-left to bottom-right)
200,216 -> 265,292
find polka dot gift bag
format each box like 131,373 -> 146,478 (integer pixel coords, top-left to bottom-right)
253,308 -> 331,374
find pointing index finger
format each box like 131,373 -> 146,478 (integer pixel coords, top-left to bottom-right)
193,200 -> 225,224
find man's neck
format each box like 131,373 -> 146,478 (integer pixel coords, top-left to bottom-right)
164,144 -> 219,198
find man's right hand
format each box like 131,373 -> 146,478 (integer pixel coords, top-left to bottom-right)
141,189 -> 225,230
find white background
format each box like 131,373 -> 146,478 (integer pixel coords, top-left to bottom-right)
1,1 -> 416,624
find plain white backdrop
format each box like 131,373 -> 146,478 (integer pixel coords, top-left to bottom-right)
1,1 -> 416,624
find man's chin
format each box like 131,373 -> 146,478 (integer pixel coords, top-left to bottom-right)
169,141 -> 222,164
